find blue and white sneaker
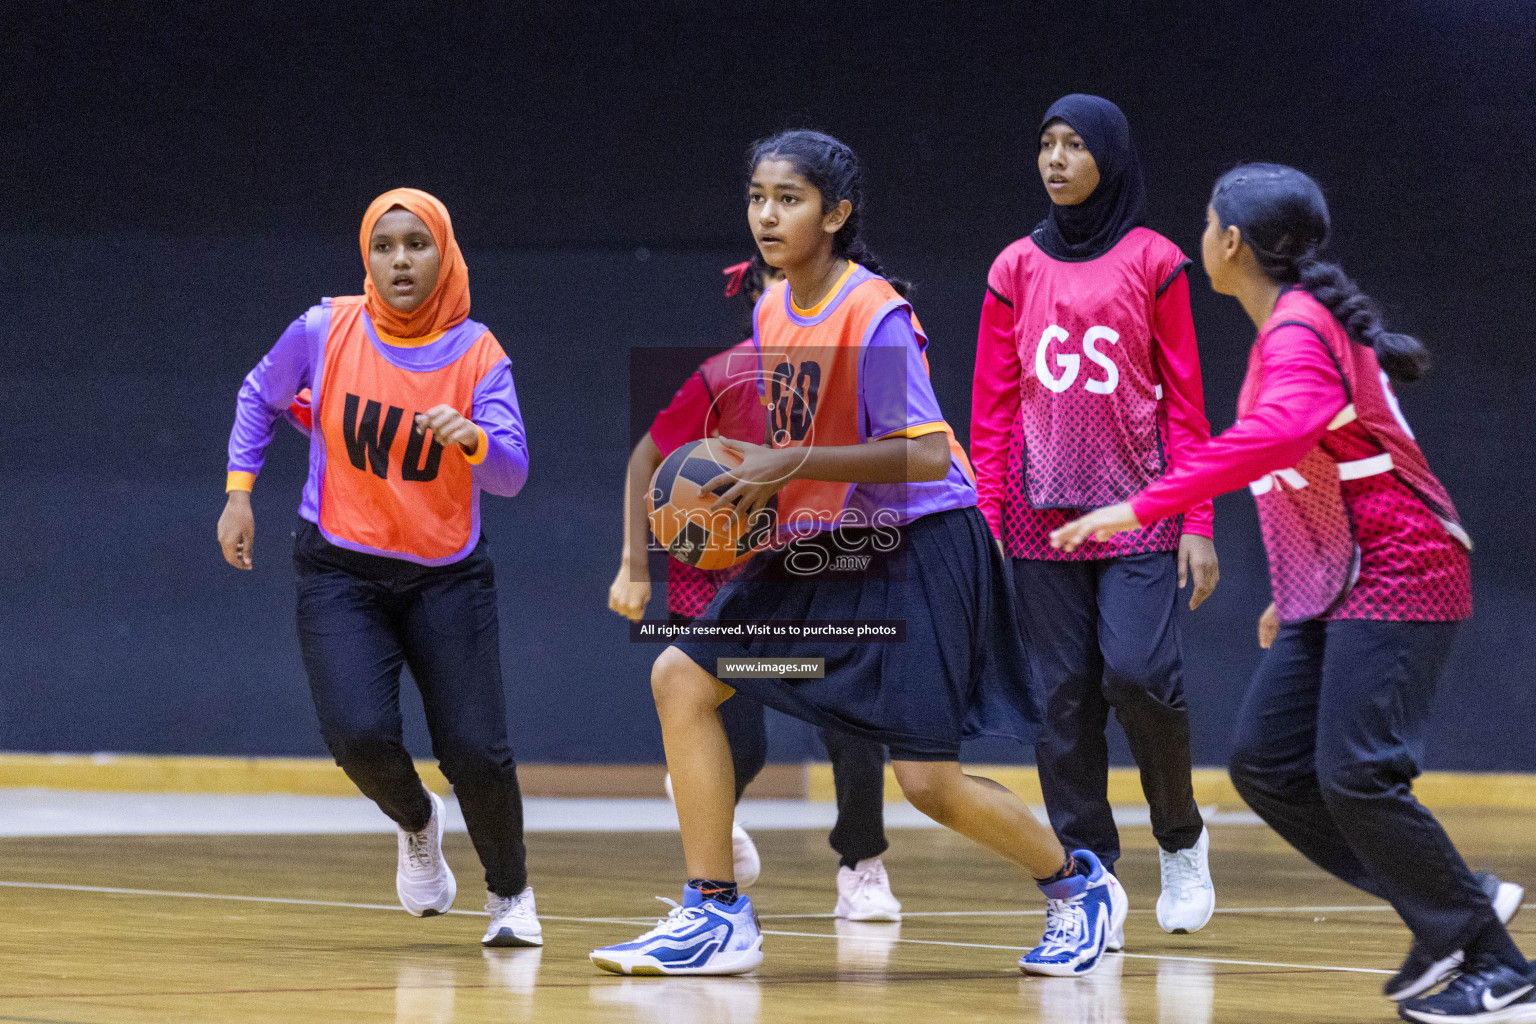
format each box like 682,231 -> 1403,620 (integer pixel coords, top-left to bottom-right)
1397,960 -> 1536,1022
591,888 -> 764,976
1020,850 -> 1128,977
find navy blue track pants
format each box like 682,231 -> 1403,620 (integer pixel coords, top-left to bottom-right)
294,521 -> 528,898
1011,552 -> 1205,867
1229,618 -> 1500,959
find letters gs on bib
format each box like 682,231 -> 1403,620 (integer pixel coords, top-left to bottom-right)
342,392 -> 447,482
769,360 -> 821,445
1034,324 -> 1123,395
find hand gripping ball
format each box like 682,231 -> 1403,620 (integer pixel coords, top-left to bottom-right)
647,439 -> 776,570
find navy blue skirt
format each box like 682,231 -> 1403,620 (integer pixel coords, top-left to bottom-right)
674,505 -> 1039,760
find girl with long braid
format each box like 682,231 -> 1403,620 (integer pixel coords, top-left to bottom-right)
1053,164 -> 1531,1022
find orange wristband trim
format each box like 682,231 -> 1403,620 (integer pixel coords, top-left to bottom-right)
461,424 -> 490,465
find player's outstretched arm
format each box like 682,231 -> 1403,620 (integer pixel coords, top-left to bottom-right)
1050,502 -> 1142,553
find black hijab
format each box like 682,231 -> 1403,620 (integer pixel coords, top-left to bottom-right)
1032,94 -> 1147,261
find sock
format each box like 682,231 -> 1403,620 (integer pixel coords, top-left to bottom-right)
1034,853 -> 1079,886
1464,919 -> 1528,974
688,878 -> 739,906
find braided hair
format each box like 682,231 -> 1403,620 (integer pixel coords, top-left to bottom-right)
745,129 -> 911,297
1211,163 -> 1429,382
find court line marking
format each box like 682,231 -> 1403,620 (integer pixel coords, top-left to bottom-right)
0,971 -> 1308,1003
0,878 -> 1431,978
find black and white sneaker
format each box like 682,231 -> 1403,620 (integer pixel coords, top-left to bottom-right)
1397,960 -> 1536,1022
1386,872 -> 1526,1002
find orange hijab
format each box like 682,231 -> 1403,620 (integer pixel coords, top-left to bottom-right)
359,188 -> 471,338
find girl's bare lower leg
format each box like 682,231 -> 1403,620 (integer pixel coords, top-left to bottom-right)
893,759 -> 1066,878
652,645 -> 738,880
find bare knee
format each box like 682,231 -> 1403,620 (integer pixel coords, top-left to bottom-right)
651,646 -> 728,719
892,760 -> 962,823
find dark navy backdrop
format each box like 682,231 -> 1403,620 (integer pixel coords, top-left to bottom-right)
3,2 -> 1532,768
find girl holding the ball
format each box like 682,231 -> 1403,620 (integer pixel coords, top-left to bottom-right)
217,188 -> 540,948
592,131 -> 1123,979
607,253 -> 904,922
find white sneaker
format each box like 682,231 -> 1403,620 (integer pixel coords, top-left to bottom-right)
396,789 -> 456,917
835,857 -> 903,922
1105,919 -> 1125,952
1157,826 -> 1215,934
482,886 -> 543,947
665,774 -> 761,888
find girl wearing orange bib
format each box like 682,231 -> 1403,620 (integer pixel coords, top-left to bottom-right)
592,132 -> 1125,979
217,189 -> 540,947
609,254 -> 903,920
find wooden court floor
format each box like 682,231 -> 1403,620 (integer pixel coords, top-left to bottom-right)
1,811 -> 1533,1023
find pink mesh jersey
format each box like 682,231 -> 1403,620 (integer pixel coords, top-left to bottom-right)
1238,290 -> 1471,622
974,227 -> 1214,560
667,560 -> 743,619
1318,422 -> 1472,622
1246,444 -> 1357,622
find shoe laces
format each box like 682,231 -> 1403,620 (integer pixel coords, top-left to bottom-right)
403,827 -> 437,871
1038,894 -> 1089,954
485,891 -> 524,919
850,860 -> 888,895
1160,846 -> 1203,892
1447,958 -> 1522,995
1434,965 -> 1507,1005
632,896 -> 709,941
